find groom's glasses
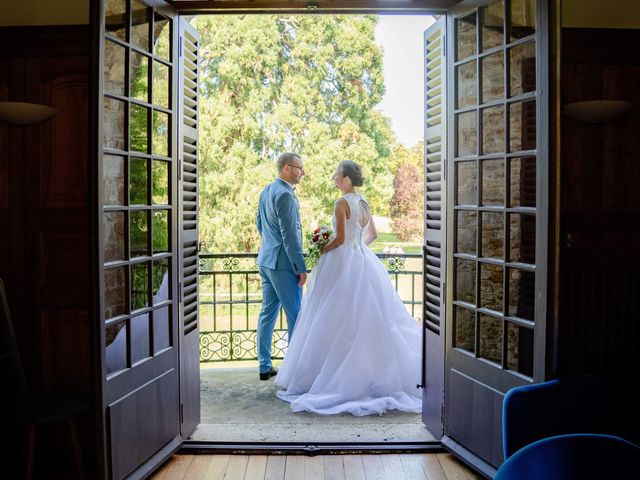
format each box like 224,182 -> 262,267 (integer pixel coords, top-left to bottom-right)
287,164 -> 304,172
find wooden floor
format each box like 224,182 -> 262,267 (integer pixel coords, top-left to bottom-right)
151,453 -> 481,480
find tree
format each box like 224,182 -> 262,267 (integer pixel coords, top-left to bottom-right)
389,144 -> 424,242
192,15 -> 395,252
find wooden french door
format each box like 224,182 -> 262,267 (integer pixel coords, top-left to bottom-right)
98,1 -> 200,478
439,0 -> 549,474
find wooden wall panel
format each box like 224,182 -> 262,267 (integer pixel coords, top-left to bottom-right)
0,82 -> 8,209
40,74 -> 88,207
0,25 -> 93,475
559,28 -> 640,443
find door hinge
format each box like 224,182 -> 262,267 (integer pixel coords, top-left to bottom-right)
441,403 -> 445,423
178,157 -> 182,181
180,403 -> 184,423
178,281 -> 183,303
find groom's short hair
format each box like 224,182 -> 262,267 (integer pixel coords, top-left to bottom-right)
277,152 -> 301,172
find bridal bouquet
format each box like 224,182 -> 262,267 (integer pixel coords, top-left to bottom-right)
305,225 -> 334,270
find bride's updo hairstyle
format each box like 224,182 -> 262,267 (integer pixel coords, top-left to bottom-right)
339,160 -> 365,187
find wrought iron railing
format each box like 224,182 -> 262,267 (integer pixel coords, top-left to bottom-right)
198,252 -> 423,362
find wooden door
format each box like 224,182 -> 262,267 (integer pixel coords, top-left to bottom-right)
442,0 -> 549,474
98,1 -> 183,477
422,16 -> 447,440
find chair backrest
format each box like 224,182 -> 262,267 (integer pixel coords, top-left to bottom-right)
502,376 -> 609,459
495,433 -> 640,480
0,278 -> 30,421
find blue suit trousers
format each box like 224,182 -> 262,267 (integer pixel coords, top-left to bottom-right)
257,265 -> 302,374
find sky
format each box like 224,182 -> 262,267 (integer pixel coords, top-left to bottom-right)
375,15 -> 436,148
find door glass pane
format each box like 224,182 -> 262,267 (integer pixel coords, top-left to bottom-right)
152,210 -> 169,253
456,161 -> 477,205
481,52 -> 504,103
509,100 -> 536,152
510,0 -> 536,41
456,12 -> 477,61
507,322 -> 533,376
104,155 -> 125,206
104,212 -> 125,262
482,158 -> 504,205
480,262 -> 503,312
481,212 -> 504,259
131,262 -> 149,311
456,210 -> 477,255
131,0 -> 151,52
130,210 -> 148,257
457,60 -> 477,108
482,105 -> 505,154
130,51 -> 149,103
106,320 -> 128,374
131,313 -> 150,364
454,306 -> 475,353
479,313 -> 502,364
508,268 -> 535,320
510,157 -> 536,207
152,111 -> 169,157
130,104 -> 149,153
105,40 -> 126,96
105,267 -> 127,319
153,258 -> 170,304
152,160 -> 169,204
455,258 -> 476,304
105,0 -> 127,40
153,306 -> 171,353
153,61 -> 170,108
104,97 -> 126,150
457,111 -> 477,157
509,213 -> 536,264
481,1 -> 504,51
509,41 -> 536,97
130,157 -> 148,205
154,12 -> 171,61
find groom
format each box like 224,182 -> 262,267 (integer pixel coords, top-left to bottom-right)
256,152 -> 307,380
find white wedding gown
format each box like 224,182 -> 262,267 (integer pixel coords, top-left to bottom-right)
275,192 -> 423,416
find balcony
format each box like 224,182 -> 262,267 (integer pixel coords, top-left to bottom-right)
198,251 -> 424,362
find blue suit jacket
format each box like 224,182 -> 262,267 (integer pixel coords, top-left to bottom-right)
257,179 -> 306,275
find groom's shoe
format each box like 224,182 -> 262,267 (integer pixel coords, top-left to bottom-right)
259,367 -> 278,381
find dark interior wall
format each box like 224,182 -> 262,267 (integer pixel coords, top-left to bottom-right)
559,27 -> 640,442
0,26 -> 95,475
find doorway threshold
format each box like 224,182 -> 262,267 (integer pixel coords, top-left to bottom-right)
181,440 -> 443,455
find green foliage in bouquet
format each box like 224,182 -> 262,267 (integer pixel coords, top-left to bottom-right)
305,225 -> 334,270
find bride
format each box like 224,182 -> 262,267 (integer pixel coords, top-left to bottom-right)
275,160 -> 423,416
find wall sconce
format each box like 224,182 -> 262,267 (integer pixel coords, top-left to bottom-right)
563,100 -> 632,124
0,101 -> 58,125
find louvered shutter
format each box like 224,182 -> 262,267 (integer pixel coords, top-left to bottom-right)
179,18 -> 200,437
422,16 -> 447,439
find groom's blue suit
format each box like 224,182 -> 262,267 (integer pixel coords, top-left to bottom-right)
256,178 -> 306,374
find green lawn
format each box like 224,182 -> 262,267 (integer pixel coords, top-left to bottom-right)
369,231 -> 422,254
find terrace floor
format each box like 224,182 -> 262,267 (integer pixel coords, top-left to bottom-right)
192,364 -> 436,444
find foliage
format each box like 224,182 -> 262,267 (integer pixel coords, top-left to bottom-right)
390,160 -> 424,242
192,15 -> 395,252
305,224 -> 334,270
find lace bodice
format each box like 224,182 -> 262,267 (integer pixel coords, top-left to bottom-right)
332,192 -> 371,246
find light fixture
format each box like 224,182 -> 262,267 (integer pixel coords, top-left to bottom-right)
0,101 -> 58,125
563,100 -> 632,124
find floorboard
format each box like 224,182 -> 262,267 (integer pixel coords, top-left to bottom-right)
150,453 -> 481,480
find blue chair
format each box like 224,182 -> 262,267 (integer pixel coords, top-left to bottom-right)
495,433 -> 640,480
502,376 -> 608,459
